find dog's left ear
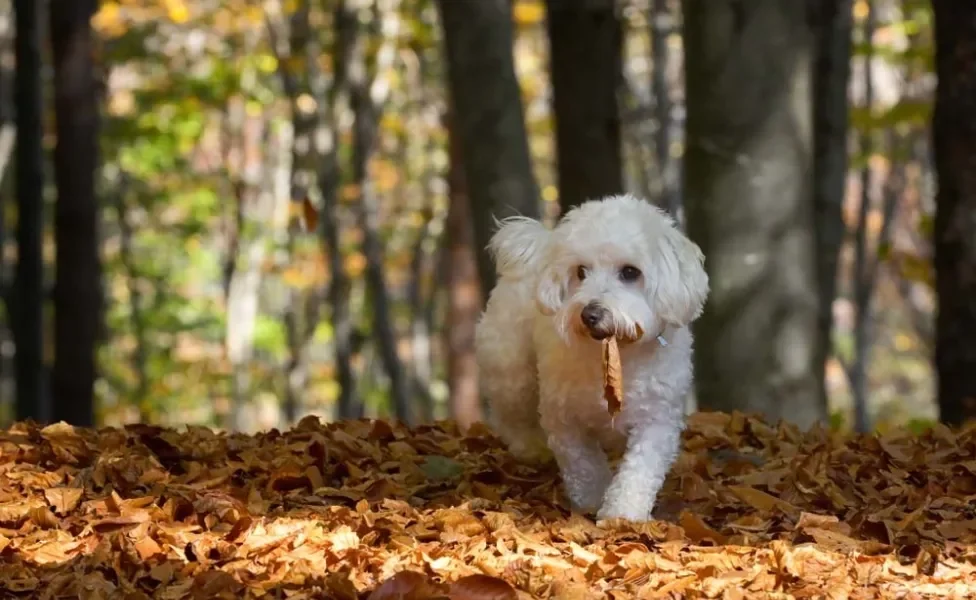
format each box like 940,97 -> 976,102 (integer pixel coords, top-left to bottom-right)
651,227 -> 709,327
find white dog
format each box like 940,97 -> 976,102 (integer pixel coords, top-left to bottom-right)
475,194 -> 709,522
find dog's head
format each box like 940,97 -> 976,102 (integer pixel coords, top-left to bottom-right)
535,194 -> 709,345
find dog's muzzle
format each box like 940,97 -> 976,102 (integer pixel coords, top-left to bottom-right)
580,302 -> 614,340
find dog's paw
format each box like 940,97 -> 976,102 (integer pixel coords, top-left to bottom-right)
596,501 -> 654,523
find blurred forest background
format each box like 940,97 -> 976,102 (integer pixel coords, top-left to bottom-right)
0,0 -> 968,436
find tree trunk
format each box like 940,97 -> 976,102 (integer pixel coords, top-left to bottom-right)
350,99 -> 411,424
50,0 -> 101,427
112,175 -> 150,421
811,0 -> 853,422
650,0 -> 680,220
271,0 -> 319,425
13,0 -> 46,423
436,0 -> 541,300
849,2 -> 874,434
225,116 -> 277,433
322,0 -> 359,421
406,208 -> 437,422
931,1 -> 976,426
347,3 -> 411,424
683,0 -> 825,429
545,0 -> 624,212
445,111 -> 482,431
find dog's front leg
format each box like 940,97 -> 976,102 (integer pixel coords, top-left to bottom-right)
597,418 -> 682,522
547,428 -> 613,514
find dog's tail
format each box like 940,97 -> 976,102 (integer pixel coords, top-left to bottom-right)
487,215 -> 550,278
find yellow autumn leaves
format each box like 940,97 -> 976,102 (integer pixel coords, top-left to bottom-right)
94,0 -> 279,35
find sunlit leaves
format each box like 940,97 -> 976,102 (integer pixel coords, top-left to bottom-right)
163,0 -> 190,23
850,100 -> 931,134
888,250 -> 935,288
6,414 -> 976,595
92,2 -> 126,38
512,0 -> 545,27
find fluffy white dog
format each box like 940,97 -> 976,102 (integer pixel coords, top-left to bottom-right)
475,194 -> 709,522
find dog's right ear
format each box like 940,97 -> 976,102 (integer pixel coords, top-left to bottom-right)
535,261 -> 567,316
487,216 -> 549,279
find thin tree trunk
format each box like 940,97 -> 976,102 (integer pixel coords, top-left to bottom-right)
50,0 -> 101,427
269,0 -> 319,425
348,0 -> 411,423
546,0 -> 624,212
323,0 -> 359,420
12,0 -> 46,423
225,116 -> 277,433
849,2 -> 874,433
445,111 -> 482,430
436,0 -> 541,300
221,100 -> 246,430
320,168 -> 357,420
352,112 -> 410,423
112,175 -> 150,422
651,0 -> 680,220
683,0 -> 825,429
406,207 -> 437,422
811,0 -> 854,421
931,1 -> 976,426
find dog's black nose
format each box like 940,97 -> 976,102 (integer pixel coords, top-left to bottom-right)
581,303 -> 608,328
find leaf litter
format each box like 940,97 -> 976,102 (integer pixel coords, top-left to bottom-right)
2,412 -> 976,598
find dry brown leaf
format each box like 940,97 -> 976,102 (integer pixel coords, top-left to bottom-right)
679,510 -> 729,545
726,485 -> 799,516
301,197 -> 319,232
602,336 -> 623,417
28,505 -> 60,529
368,571 -> 442,600
449,574 -> 518,600
44,487 -> 83,515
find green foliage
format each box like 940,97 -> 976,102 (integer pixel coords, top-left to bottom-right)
905,417 -> 937,435
849,100 -> 931,134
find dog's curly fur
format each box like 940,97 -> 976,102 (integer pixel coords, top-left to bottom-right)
475,194 -> 709,521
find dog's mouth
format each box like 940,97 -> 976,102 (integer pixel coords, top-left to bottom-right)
585,323 -> 645,344
586,327 -> 614,341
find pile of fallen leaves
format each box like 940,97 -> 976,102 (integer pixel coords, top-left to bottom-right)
2,412 -> 976,599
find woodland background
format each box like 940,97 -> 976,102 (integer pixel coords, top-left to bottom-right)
0,0 -> 966,436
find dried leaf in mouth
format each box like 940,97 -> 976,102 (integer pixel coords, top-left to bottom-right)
602,336 -> 623,418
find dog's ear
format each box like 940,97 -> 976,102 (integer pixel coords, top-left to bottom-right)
650,227 -> 709,327
488,216 -> 549,278
535,261 -> 568,316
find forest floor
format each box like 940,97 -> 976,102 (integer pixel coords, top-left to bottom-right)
0,412 -> 974,599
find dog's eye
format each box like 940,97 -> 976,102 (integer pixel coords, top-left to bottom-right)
619,265 -> 642,282
576,265 -> 587,280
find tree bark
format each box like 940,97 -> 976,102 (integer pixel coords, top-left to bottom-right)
348,0 -> 411,424
322,0 -> 359,421
811,0 -> 853,423
545,0 -> 624,212
50,0 -> 101,427
849,2 -> 874,434
112,175 -> 150,421
650,0 -> 680,220
683,0 -> 825,429
13,0 -> 47,423
931,1 -> 976,426
445,111 -> 483,431
269,0 -> 319,425
436,0 -> 540,300
350,95 -> 411,424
